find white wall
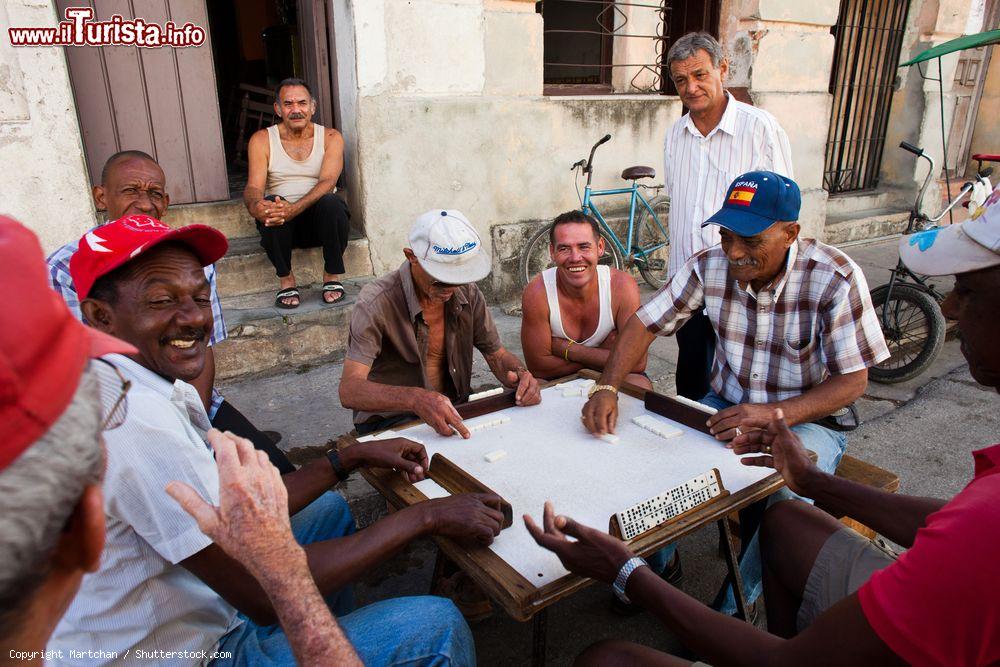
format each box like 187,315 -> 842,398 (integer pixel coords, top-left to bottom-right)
0,1 -> 96,252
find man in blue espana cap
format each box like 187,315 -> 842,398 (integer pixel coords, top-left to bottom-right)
581,171 -> 890,616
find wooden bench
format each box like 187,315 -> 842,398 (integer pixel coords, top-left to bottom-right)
824,454 -> 900,539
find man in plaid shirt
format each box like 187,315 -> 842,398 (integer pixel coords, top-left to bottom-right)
46,150 -> 292,473
582,170 -> 889,617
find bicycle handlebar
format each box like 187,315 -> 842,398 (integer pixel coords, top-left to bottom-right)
899,141 -> 923,157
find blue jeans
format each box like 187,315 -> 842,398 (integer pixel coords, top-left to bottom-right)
649,391 -> 847,615
213,492 -> 475,666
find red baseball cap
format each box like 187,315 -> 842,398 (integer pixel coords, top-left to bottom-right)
70,214 -> 229,301
0,217 -> 137,471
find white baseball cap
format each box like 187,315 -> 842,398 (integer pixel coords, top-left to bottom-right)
408,209 -> 491,284
900,185 -> 1000,276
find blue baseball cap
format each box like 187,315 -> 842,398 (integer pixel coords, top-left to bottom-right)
703,171 -> 801,236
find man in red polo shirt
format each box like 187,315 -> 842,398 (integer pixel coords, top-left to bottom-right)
524,186 -> 1000,666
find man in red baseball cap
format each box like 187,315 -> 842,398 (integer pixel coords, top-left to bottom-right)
57,214 -> 491,665
0,215 -> 135,657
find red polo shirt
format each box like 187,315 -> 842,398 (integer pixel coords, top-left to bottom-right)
858,444 -> 1000,666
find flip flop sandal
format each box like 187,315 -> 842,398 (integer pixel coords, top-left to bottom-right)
322,281 -> 347,305
274,287 -> 300,310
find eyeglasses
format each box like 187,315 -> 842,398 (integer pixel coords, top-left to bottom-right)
94,358 -> 131,431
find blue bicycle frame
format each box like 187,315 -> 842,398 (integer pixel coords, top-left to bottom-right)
581,181 -> 667,263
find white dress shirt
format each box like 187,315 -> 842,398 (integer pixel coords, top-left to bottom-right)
49,355 -> 240,666
663,92 -> 794,278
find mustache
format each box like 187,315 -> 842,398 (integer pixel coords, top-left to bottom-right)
159,329 -> 206,345
289,113 -> 306,119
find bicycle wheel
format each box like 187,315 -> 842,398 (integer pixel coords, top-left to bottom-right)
869,283 -> 946,384
634,194 -> 671,288
519,221 -> 623,287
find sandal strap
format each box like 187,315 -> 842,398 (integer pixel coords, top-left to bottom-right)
276,288 -> 300,297
322,282 -> 345,293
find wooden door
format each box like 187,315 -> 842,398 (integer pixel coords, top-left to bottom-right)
948,0 -> 999,177
59,0 -> 229,204
297,0 -> 337,129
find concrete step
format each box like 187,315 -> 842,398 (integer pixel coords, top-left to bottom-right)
215,233 -> 374,299
164,199 -> 257,238
213,276 -> 374,382
824,207 -> 910,245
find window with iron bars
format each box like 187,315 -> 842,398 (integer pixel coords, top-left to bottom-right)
538,0 -> 721,96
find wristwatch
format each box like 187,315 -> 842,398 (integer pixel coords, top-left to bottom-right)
326,448 -> 350,483
587,383 -> 618,399
612,556 -> 647,604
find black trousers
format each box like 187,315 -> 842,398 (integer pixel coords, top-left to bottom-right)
211,400 -> 295,474
256,193 -> 351,278
675,307 -> 715,401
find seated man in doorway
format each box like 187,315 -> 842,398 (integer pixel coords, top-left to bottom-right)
55,214 -> 505,665
340,209 -> 542,437
521,210 -> 651,390
46,150 -> 293,473
244,77 -> 351,309
581,171 -> 889,617
526,188 -> 1000,665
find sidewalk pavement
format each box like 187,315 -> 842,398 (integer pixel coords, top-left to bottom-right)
219,237 -> 998,665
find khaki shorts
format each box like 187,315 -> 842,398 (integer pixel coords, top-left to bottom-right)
796,528 -> 898,632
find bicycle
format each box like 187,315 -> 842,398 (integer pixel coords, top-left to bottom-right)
868,141 -> 994,383
520,134 -> 671,288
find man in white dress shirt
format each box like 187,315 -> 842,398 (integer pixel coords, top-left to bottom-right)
663,32 -> 793,401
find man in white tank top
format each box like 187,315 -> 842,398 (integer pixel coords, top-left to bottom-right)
244,78 -> 351,309
521,211 -> 651,389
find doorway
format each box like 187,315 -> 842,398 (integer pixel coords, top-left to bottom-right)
206,0 -> 337,196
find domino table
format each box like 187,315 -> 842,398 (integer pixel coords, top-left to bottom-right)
339,371 -> 798,664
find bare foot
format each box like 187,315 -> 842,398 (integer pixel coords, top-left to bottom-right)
279,273 -> 299,307
323,272 -> 345,304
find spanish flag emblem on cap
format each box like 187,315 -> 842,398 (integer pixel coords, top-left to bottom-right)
728,185 -> 757,206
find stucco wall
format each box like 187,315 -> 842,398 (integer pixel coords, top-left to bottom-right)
0,1 -> 96,252
967,44 -> 999,173
338,0 -> 681,301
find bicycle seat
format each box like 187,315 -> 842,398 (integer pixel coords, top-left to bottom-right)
972,153 -> 1000,163
622,165 -> 656,180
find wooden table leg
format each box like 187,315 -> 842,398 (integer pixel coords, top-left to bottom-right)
717,518 -> 750,621
531,608 -> 548,666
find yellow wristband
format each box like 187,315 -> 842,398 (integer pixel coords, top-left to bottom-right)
564,340 -> 575,362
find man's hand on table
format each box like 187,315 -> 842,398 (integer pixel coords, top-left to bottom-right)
166,429 -> 304,580
420,493 -> 506,547
706,402 -> 780,442
340,438 -> 430,482
581,390 -> 618,435
524,501 -> 634,583
410,389 -> 471,438
729,408 -> 821,496
505,369 -> 541,406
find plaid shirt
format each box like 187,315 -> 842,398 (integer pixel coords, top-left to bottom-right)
636,238 -> 889,405
46,231 -> 228,417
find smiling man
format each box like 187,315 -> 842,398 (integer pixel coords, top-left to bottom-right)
57,215 -> 498,665
582,171 -> 889,618
521,210 -> 650,387
46,150 -> 293,474
244,78 -> 351,308
663,32 -> 794,403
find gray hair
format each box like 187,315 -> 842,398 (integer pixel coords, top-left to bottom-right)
0,368 -> 103,637
666,32 -> 725,70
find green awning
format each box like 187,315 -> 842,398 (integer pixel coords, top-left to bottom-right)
900,29 -> 1000,66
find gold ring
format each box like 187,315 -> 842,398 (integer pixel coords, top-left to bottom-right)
763,445 -> 771,454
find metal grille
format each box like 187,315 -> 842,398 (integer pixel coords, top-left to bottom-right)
824,0 -> 910,194
540,0 -> 720,95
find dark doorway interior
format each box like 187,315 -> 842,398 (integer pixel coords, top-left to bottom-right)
207,0 -> 302,196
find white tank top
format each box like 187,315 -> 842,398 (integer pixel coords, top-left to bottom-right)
265,123 -> 332,203
542,265 -> 615,346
